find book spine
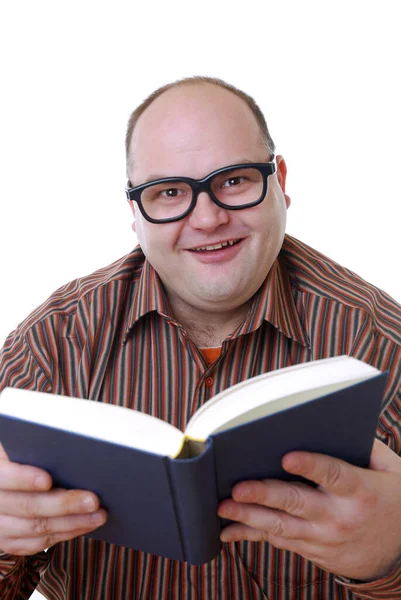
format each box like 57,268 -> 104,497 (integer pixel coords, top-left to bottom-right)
167,438 -> 221,565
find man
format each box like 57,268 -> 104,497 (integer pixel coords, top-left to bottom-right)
1,76 -> 401,600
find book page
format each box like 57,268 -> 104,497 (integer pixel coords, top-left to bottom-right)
0,388 -> 184,457
184,356 -> 380,440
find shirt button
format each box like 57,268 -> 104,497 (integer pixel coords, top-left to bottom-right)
205,376 -> 214,387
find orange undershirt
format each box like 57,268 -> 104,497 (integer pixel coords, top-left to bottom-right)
199,346 -> 222,365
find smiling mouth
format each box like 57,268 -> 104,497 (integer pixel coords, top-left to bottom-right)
189,239 -> 242,252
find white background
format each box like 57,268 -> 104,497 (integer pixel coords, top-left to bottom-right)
0,1 -> 400,597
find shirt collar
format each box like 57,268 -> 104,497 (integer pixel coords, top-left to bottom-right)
123,244 -> 309,348
233,252 -> 310,347
123,258 -> 171,344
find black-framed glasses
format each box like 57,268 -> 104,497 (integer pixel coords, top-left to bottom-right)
125,158 -> 277,224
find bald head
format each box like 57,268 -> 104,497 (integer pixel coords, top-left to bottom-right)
125,77 -> 275,182
128,83 -> 274,187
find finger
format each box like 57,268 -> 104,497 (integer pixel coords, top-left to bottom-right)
0,508 -> 107,538
0,488 -> 100,518
221,521 -> 275,543
218,498 -> 313,541
220,522 -> 317,568
0,452 -> 52,492
229,479 -> 328,521
2,517 -> 108,556
220,521 -> 311,557
369,439 -> 401,473
282,451 -> 361,495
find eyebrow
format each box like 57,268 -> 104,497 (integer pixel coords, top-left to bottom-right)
136,158 -> 271,186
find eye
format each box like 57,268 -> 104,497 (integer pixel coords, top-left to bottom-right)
162,188 -> 179,197
221,176 -> 246,188
161,187 -> 190,199
143,182 -> 191,204
151,187 -> 186,200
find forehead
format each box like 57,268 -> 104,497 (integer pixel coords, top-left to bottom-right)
129,84 -> 266,183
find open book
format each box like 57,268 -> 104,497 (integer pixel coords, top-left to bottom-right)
0,356 -> 386,564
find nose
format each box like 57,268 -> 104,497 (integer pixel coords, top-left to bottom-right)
187,191 -> 230,231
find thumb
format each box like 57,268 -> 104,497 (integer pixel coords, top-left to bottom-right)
369,438 -> 401,473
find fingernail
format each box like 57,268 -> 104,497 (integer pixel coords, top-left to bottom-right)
34,474 -> 49,489
81,496 -> 96,511
236,488 -> 251,501
91,511 -> 106,525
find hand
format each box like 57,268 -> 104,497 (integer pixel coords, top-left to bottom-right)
0,442 -> 107,555
218,439 -> 401,581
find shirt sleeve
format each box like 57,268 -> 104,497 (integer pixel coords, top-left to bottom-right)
0,321 -> 52,394
0,552 -> 49,599
0,325 -> 52,597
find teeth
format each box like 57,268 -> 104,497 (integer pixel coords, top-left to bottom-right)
193,239 -> 238,252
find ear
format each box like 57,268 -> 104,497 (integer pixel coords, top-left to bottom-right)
128,200 -> 137,233
275,155 -> 291,209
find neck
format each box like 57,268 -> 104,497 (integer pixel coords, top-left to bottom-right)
168,297 -> 251,347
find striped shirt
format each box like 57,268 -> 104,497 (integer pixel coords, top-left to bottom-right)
1,234 -> 401,600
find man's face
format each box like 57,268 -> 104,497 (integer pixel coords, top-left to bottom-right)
128,84 -> 290,317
